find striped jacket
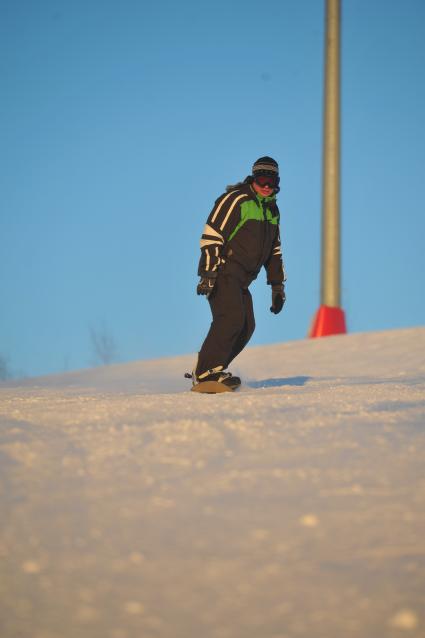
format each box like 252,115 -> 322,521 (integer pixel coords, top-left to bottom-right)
198,183 -> 286,285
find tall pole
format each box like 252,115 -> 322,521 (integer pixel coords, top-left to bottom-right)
322,0 -> 341,308
310,0 -> 346,337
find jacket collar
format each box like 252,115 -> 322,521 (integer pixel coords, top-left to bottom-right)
247,183 -> 276,203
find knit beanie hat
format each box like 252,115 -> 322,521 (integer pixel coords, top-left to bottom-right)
252,156 -> 279,177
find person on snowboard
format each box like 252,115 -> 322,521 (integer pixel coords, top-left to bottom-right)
192,156 -> 286,389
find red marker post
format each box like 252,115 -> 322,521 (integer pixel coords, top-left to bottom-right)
310,0 -> 347,338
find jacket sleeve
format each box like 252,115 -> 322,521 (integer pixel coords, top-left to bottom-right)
197,189 -> 248,277
264,224 -> 286,285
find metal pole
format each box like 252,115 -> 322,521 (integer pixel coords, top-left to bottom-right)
309,0 -> 346,337
321,0 -> 341,308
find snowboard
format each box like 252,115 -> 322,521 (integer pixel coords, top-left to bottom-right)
191,380 -> 237,394
184,372 -> 240,394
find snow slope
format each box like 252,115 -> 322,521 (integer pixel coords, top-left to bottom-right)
1,327 -> 424,638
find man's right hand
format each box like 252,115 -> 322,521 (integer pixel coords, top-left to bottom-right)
197,276 -> 216,297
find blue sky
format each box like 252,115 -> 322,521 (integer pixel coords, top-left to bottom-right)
1,0 -> 424,377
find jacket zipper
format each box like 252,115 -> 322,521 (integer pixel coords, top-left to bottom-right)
254,199 -> 269,272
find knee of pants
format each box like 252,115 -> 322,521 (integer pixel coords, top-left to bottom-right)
226,308 -> 247,337
242,316 -> 255,343
247,318 -> 256,341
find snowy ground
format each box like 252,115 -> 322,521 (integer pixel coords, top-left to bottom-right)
1,327 -> 425,638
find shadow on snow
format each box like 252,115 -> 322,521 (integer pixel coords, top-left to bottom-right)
246,376 -> 312,389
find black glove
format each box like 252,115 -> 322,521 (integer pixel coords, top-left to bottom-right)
197,276 -> 216,297
270,284 -> 286,314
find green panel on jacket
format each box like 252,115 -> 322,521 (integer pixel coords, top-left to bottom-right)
228,198 -> 279,242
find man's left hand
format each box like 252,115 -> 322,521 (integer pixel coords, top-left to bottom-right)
270,284 -> 286,314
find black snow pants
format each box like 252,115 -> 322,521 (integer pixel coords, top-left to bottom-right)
196,261 -> 256,377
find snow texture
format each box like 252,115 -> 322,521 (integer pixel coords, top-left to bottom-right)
1,327 -> 425,638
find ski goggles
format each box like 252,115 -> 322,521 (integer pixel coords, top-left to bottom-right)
254,174 -> 280,188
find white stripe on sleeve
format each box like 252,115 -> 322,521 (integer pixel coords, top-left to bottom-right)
212,246 -> 219,271
203,223 -> 224,242
201,238 -> 222,248
219,194 -> 248,231
210,191 -> 238,223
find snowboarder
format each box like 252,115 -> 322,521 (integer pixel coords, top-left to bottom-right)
191,156 -> 286,391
